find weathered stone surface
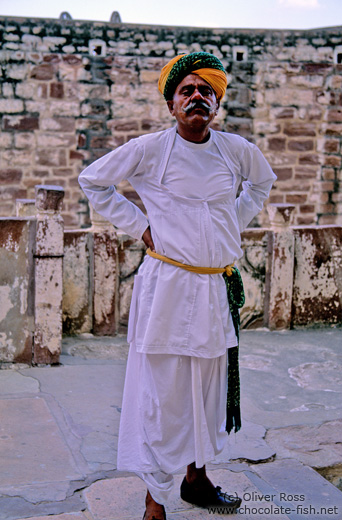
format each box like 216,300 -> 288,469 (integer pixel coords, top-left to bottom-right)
63,232 -> 93,335
251,458 -> 342,514
0,329 -> 342,519
84,469 -> 290,520
292,227 -> 342,326
264,205 -> 296,329
34,257 -> 63,364
93,229 -> 117,335
33,185 -> 65,364
0,218 -> 35,363
0,397 -> 82,489
239,229 -> 268,329
265,420 -> 342,470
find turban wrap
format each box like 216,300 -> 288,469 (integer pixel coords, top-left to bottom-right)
158,52 -> 228,101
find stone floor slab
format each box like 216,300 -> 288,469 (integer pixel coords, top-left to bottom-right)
0,397 -> 81,488
214,420 -> 275,464
21,364 -> 126,471
84,469 -> 291,520
0,371 -> 39,394
265,419 -> 342,469
250,458 -> 342,518
16,514 -> 88,520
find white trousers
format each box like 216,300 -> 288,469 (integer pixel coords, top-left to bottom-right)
117,344 -> 228,504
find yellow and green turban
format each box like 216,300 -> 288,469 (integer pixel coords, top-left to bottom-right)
158,52 -> 228,101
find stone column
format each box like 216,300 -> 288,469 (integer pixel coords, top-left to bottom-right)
264,204 -> 296,330
33,185 -> 64,364
90,205 -> 118,335
16,199 -> 36,217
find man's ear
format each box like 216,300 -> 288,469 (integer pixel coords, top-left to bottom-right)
167,100 -> 174,115
215,100 -> 220,115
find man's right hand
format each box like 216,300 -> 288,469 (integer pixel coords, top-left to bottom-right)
142,226 -> 155,251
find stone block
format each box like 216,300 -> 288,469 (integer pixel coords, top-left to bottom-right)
50,100 -> 80,117
323,139 -> 340,153
0,169 -> 22,183
328,109 -> 342,123
37,133 -> 76,148
294,166 -> 318,179
117,233 -> 145,332
50,82 -> 64,98
270,107 -> 296,119
35,217 -> 64,256
63,231 -> 93,335
292,227 -> 342,326
239,229 -> 268,329
264,205 -> 296,330
324,155 -> 342,168
16,199 -> 36,217
2,149 -> 31,167
93,229 -> 118,335
267,137 -> 286,151
272,167 -> 293,181
284,123 -> 316,137
14,133 -> 36,149
41,117 -> 75,132
34,257 -> 63,364
288,139 -> 314,151
298,154 -> 320,165
0,132 -> 13,148
0,99 -> 24,113
0,218 -> 36,363
30,63 -> 55,81
285,194 -> 307,204
35,149 -> 67,167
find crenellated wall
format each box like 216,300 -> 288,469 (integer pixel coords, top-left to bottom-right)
0,16 -> 341,228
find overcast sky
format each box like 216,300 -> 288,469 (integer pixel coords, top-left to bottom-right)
1,0 -> 342,29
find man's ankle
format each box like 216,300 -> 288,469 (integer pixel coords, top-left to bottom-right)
186,463 -> 207,484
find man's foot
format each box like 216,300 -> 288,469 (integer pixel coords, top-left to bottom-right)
143,490 -> 166,520
180,476 -> 242,510
181,464 -> 242,511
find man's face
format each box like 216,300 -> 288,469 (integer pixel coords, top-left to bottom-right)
167,74 -> 219,132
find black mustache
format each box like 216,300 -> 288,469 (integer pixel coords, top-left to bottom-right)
182,100 -> 212,114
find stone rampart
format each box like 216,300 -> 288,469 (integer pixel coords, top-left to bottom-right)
0,16 -> 341,228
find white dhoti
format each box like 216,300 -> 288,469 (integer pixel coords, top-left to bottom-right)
117,344 -> 228,504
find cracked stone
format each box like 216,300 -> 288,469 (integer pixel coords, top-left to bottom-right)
265,419 -> 342,469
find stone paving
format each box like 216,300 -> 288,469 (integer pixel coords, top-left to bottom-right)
0,329 -> 342,520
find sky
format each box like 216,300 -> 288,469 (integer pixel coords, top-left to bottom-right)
1,0 -> 342,30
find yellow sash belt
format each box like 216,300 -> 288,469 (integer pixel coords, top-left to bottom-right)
146,248 -> 235,277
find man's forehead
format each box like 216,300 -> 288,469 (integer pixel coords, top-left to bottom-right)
176,74 -> 213,90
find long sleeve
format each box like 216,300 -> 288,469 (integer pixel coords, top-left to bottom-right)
79,138 -> 149,240
235,142 -> 277,232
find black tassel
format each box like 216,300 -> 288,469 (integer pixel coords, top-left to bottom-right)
223,270 -> 245,435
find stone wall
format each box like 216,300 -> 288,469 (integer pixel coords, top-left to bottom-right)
63,205 -> 342,338
1,187 -> 341,365
0,16 -> 341,228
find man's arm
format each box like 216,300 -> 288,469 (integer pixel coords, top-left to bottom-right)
235,143 -> 277,232
79,139 -> 149,241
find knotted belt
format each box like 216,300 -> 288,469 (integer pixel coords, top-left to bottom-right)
146,248 -> 245,434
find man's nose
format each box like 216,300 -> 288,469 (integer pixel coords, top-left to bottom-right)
191,88 -> 204,100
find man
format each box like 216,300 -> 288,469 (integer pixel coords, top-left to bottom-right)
79,52 -> 276,520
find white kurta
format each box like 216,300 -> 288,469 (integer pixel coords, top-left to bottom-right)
79,127 -> 276,503
79,126 -> 276,359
